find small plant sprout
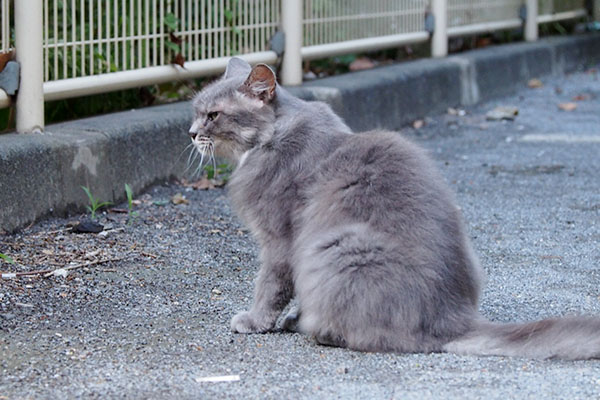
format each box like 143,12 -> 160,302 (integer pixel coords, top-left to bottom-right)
0,253 -> 15,264
81,186 -> 112,220
124,183 -> 139,223
204,163 -> 233,182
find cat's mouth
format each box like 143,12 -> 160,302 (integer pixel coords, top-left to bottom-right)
189,135 -> 216,177
194,135 -> 212,145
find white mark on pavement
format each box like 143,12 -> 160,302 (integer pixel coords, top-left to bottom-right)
195,374 -> 241,383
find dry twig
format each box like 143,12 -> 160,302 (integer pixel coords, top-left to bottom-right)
1,256 -> 127,279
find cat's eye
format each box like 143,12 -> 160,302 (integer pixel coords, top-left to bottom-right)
207,111 -> 219,122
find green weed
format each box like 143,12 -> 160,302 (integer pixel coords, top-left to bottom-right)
0,253 -> 15,264
124,183 -> 139,224
204,163 -> 233,183
81,186 -> 112,220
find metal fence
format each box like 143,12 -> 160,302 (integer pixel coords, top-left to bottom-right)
448,0 -> 523,28
0,0 -> 596,132
42,0 -> 280,82
303,0 -> 427,46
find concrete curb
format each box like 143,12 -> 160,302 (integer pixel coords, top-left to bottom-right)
295,34 -> 600,131
1,33 -> 599,232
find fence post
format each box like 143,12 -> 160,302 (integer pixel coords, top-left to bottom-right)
281,0 -> 303,86
431,0 -> 447,57
525,0 -> 538,41
14,0 -> 44,133
595,0 -> 600,22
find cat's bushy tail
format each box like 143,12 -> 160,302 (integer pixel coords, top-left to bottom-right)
443,316 -> 600,360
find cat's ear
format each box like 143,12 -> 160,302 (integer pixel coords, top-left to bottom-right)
240,64 -> 277,103
224,57 -> 251,79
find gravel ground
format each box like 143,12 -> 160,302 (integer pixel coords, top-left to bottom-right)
1,66 -> 600,399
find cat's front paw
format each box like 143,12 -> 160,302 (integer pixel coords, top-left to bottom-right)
230,311 -> 272,333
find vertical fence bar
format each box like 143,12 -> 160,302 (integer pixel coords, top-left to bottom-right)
89,1 -> 94,74
97,0 -> 102,72
137,0 -> 142,69
15,0 -> 45,132
594,0 -> 600,21
281,0 -> 302,85
53,0 -> 58,78
72,0 -> 77,77
44,0 -> 49,81
1,0 -> 7,51
106,0 -> 111,72
431,0 -> 447,57
220,0 -> 225,56
152,0 -> 157,65
187,0 -> 193,59
62,0 -> 67,78
525,0 -> 538,41
81,0 -> 86,76
114,0 -> 119,71
194,0 -> 199,59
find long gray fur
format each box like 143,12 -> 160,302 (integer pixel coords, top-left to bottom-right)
188,57 -> 600,360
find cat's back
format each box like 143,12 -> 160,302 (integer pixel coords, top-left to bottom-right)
303,130 -> 456,231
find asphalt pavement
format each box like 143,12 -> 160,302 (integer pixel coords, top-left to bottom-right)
1,65 -> 600,399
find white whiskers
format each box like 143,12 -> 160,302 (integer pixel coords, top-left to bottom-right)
189,136 -> 217,178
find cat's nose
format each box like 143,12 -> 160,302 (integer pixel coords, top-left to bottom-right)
189,120 -> 202,140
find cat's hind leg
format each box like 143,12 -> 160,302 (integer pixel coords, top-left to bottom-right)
282,306 -> 301,332
315,333 -> 347,348
293,223 -> 442,353
283,305 -> 347,348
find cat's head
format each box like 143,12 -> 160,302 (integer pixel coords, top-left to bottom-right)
189,57 -> 277,166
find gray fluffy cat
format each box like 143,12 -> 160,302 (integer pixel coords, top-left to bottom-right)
189,57 -> 600,360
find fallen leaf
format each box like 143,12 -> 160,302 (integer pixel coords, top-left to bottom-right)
486,106 -> 518,121
171,193 -> 189,205
558,102 -> 577,111
212,178 -> 227,188
0,50 -> 15,72
476,37 -> 492,48
192,177 -> 215,190
412,119 -> 424,129
572,94 -> 589,101
349,57 -> 376,72
172,53 -> 185,68
527,78 -> 543,88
